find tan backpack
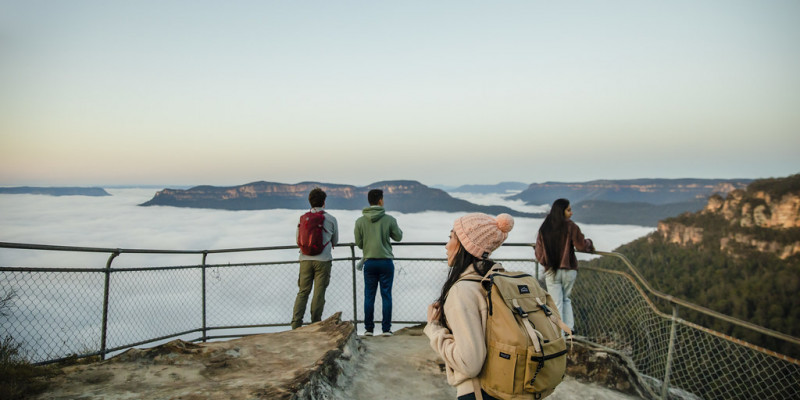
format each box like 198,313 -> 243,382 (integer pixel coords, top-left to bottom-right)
463,266 -> 572,400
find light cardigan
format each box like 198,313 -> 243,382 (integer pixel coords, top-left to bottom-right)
424,265 -> 492,397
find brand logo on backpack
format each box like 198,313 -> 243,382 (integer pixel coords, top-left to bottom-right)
518,285 -> 530,294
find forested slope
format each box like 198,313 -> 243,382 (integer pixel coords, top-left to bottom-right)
587,174 -> 800,355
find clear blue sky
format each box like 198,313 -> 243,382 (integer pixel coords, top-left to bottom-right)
1,0 -> 798,187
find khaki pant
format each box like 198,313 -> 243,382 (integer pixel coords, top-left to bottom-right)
291,260 -> 332,329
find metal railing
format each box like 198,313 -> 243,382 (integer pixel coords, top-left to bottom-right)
1,241 -> 798,399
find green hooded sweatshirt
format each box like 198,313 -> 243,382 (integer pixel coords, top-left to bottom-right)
354,206 -> 403,259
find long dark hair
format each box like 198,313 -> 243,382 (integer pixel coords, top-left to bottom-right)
538,198 -> 571,270
435,240 -> 496,328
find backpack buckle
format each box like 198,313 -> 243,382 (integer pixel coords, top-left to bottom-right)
539,304 -> 552,316
512,299 -> 528,317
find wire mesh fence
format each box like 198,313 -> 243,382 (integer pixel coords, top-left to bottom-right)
575,266 -> 800,400
1,242 -> 798,399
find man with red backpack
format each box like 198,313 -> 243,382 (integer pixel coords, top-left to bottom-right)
292,188 -> 339,329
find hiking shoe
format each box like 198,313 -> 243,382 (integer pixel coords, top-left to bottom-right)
382,331 -> 393,337
364,331 -> 373,336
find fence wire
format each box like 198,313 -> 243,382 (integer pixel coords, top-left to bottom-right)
574,267 -> 800,400
1,243 -> 798,400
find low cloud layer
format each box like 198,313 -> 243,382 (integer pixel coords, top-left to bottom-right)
1,189 -> 653,268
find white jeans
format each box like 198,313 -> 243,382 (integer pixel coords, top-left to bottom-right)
545,269 -> 577,331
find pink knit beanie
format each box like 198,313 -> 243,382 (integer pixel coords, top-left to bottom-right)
452,213 -> 514,259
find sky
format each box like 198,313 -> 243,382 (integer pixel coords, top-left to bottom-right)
1,1 -> 799,187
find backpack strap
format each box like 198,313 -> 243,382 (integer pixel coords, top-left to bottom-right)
512,299 -> 543,354
534,297 -> 572,336
472,378 -> 484,400
534,297 -> 574,350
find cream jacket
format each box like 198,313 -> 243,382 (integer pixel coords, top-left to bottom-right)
424,265 -> 493,397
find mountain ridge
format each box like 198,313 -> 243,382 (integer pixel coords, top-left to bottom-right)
0,187 -> 110,197
509,178 -> 752,205
140,180 -> 542,218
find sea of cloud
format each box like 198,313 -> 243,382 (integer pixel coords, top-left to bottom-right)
0,188 -> 653,267
0,189 -> 655,360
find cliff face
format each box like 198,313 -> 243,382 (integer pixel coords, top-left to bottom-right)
705,189 -> 800,229
656,174 -> 800,259
657,221 -> 704,245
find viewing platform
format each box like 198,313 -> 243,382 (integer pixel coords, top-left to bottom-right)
1,241 -> 798,399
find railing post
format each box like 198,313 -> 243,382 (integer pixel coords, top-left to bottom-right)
201,251 -> 208,342
530,244 -> 539,280
662,305 -> 678,399
100,250 -> 119,360
350,244 -> 358,330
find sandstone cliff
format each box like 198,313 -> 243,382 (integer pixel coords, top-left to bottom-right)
656,174 -> 800,259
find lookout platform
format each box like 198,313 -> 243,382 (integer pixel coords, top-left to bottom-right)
34,313 -> 644,399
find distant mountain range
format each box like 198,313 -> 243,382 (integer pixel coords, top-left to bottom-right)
0,187 -> 110,196
505,179 -> 752,226
140,180 -> 542,218
435,181 -> 529,194
508,178 -> 751,205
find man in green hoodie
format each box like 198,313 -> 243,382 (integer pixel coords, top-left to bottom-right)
354,189 -> 403,336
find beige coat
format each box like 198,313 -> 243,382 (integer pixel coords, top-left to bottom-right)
424,265 -> 489,397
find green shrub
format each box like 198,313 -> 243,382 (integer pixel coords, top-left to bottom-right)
0,291 -> 52,399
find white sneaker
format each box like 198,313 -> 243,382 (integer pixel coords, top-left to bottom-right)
382,331 -> 393,337
364,331 -> 373,336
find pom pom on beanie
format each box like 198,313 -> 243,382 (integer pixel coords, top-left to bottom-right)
453,213 -> 515,259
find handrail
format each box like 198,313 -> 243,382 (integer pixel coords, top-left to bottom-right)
0,241 -> 297,255
1,241 -> 797,348
593,250 -> 800,347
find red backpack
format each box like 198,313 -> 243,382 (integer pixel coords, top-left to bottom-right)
297,211 -> 329,255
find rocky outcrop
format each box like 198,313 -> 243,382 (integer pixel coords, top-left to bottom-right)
657,221 -> 703,246
567,341 -> 653,399
140,180 -> 542,217
656,174 -> 800,259
35,313 -> 356,400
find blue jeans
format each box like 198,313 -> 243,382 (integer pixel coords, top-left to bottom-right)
363,259 -> 394,333
545,269 -> 577,331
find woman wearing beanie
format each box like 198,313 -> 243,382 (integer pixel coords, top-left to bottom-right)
424,213 -> 515,400
535,198 -> 595,335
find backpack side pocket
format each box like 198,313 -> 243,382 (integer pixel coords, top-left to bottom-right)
481,340 -> 518,395
524,336 -> 567,393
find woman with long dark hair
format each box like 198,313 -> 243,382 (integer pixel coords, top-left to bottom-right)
424,213 -> 515,400
535,198 -> 594,334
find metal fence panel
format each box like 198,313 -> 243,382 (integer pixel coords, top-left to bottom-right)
1,242 -> 798,400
